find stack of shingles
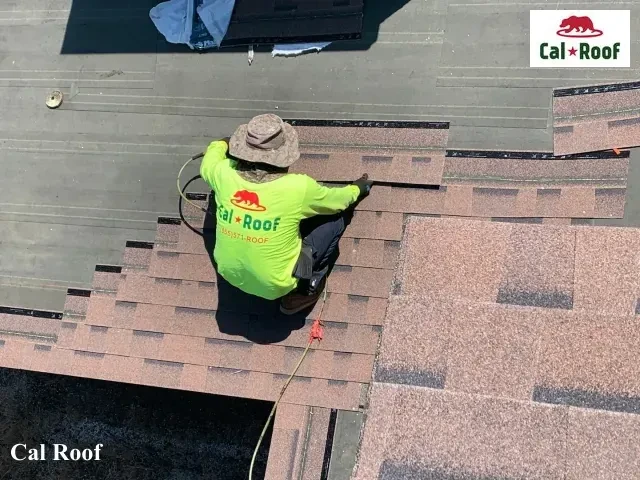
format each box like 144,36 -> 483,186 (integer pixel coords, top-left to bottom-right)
553,81 -> 640,155
289,120 -> 629,221
353,216 -> 640,479
221,0 -> 364,47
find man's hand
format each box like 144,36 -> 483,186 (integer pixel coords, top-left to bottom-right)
353,174 -> 373,198
220,136 -> 231,146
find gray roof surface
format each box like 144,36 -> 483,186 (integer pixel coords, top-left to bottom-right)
2,0 -> 639,312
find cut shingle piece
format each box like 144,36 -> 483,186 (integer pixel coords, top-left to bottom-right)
353,384 -> 567,480
299,407 -> 332,480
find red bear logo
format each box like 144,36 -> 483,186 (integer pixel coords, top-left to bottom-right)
557,15 -> 603,38
231,190 -> 266,212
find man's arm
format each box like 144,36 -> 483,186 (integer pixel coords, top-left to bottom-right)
199,140 -> 229,187
301,176 -> 361,217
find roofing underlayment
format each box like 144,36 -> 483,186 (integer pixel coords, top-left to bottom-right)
0,119 -> 638,477
354,217 -> 640,479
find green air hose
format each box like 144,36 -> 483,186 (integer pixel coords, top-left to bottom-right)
177,152 -> 207,213
177,151 -> 327,480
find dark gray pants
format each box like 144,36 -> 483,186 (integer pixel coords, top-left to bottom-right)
296,210 -> 351,294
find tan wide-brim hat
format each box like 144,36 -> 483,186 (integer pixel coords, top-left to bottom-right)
229,114 -> 300,168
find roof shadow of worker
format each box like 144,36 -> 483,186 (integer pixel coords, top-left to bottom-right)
199,193 -> 357,344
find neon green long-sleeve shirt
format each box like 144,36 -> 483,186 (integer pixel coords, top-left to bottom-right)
200,140 -> 360,300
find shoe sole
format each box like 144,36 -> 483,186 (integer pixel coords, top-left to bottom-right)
279,302 -> 313,316
279,294 -> 322,315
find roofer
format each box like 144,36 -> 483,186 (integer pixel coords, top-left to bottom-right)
200,114 -> 373,315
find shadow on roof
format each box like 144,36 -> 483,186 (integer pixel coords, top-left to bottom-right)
59,0 -> 412,54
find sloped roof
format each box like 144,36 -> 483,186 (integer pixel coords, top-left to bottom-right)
353,217 -> 640,479
0,119 -> 634,478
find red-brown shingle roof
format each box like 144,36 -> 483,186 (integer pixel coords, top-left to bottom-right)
354,217 -> 640,479
553,82 -> 640,155
0,118 -> 636,478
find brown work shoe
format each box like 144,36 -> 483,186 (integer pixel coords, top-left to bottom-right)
280,278 -> 326,315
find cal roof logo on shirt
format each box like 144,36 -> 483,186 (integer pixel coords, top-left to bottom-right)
218,190 -> 281,233
230,189 -> 266,212
530,10 -> 630,68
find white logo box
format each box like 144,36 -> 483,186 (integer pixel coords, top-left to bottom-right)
530,10 -> 630,68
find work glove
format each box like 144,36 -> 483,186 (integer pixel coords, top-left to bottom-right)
353,174 -> 373,198
220,136 -> 231,146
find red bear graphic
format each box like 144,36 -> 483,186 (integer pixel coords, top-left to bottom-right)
559,15 -> 596,33
233,190 -> 260,207
231,190 -> 267,211
556,15 -> 603,38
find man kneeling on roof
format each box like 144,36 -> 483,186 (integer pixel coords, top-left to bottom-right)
200,114 -> 372,315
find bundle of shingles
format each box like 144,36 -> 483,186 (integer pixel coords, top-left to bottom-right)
0,119 -> 632,478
